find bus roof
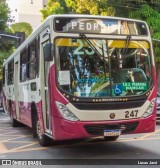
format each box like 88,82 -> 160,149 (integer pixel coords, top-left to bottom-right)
46,14 -> 147,23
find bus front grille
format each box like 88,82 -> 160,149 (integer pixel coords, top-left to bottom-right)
84,122 -> 139,136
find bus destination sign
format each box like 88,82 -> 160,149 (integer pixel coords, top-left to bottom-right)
54,17 -> 148,35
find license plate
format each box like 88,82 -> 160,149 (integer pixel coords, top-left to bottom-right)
104,130 -> 121,137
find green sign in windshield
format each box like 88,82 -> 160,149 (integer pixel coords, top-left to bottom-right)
123,82 -> 148,90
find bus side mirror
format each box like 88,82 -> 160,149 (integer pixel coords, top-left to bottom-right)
43,43 -> 53,61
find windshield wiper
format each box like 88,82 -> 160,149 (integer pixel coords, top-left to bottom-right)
80,33 -> 113,97
123,35 -> 131,56
80,33 -> 108,77
101,42 -> 109,79
79,34 -> 105,61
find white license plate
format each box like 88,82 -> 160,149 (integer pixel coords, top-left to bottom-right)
104,130 -> 121,137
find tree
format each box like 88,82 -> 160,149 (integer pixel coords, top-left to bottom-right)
40,0 -> 68,21
65,0 -> 115,16
0,0 -> 9,31
40,0 -> 116,21
10,22 -> 33,38
0,0 -> 12,80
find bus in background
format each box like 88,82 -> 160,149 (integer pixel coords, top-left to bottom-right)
2,15 -> 157,146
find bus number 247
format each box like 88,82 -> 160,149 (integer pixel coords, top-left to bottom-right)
125,110 -> 138,118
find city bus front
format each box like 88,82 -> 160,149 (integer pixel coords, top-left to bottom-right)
50,16 -> 156,140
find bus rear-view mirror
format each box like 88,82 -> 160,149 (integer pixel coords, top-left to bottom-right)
43,43 -> 53,61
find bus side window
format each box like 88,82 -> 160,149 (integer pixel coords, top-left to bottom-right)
2,67 -> 5,86
36,36 -> 40,77
28,41 -> 36,79
20,49 -> 28,82
28,38 -> 39,79
7,60 -> 14,85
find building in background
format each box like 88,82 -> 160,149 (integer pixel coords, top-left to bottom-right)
6,0 -> 48,30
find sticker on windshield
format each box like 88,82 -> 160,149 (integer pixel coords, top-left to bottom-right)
114,84 -> 123,95
58,71 -> 70,85
123,82 -> 148,90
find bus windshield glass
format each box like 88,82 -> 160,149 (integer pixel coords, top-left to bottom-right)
55,37 -> 152,97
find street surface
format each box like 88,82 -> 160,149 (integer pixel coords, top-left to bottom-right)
0,108 -> 160,168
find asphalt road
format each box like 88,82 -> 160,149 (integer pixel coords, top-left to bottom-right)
0,108 -> 160,168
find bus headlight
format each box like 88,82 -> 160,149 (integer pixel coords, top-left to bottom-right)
143,99 -> 156,117
55,101 -> 79,121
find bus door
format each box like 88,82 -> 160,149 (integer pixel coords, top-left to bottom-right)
40,27 -> 52,135
14,60 -> 20,120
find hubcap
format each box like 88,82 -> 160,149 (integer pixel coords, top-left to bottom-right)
36,120 -> 42,140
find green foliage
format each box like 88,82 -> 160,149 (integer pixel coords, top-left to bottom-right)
40,0 -> 116,20
0,0 -> 9,31
128,4 -> 160,64
65,0 -> 115,16
0,0 -> 13,79
10,22 -> 33,38
0,22 -> 33,79
40,0 -> 67,21
0,48 -> 14,79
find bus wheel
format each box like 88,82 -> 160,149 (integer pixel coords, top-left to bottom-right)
10,112 -> 19,127
104,136 -> 119,141
32,110 -> 38,138
36,117 -> 53,147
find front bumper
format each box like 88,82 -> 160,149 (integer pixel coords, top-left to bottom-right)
51,115 -> 156,140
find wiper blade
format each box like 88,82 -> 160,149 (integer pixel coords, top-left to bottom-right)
79,33 -> 103,60
79,33 -> 109,80
123,35 -> 131,56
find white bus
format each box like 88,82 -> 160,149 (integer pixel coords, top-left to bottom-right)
2,15 -> 157,146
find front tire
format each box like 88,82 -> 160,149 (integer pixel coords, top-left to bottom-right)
36,119 -> 53,146
32,110 -> 53,146
10,109 -> 20,127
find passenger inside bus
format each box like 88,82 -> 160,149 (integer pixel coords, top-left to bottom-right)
110,48 -> 149,84
29,49 -> 36,79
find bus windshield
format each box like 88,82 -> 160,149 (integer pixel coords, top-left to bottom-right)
55,37 -> 152,97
